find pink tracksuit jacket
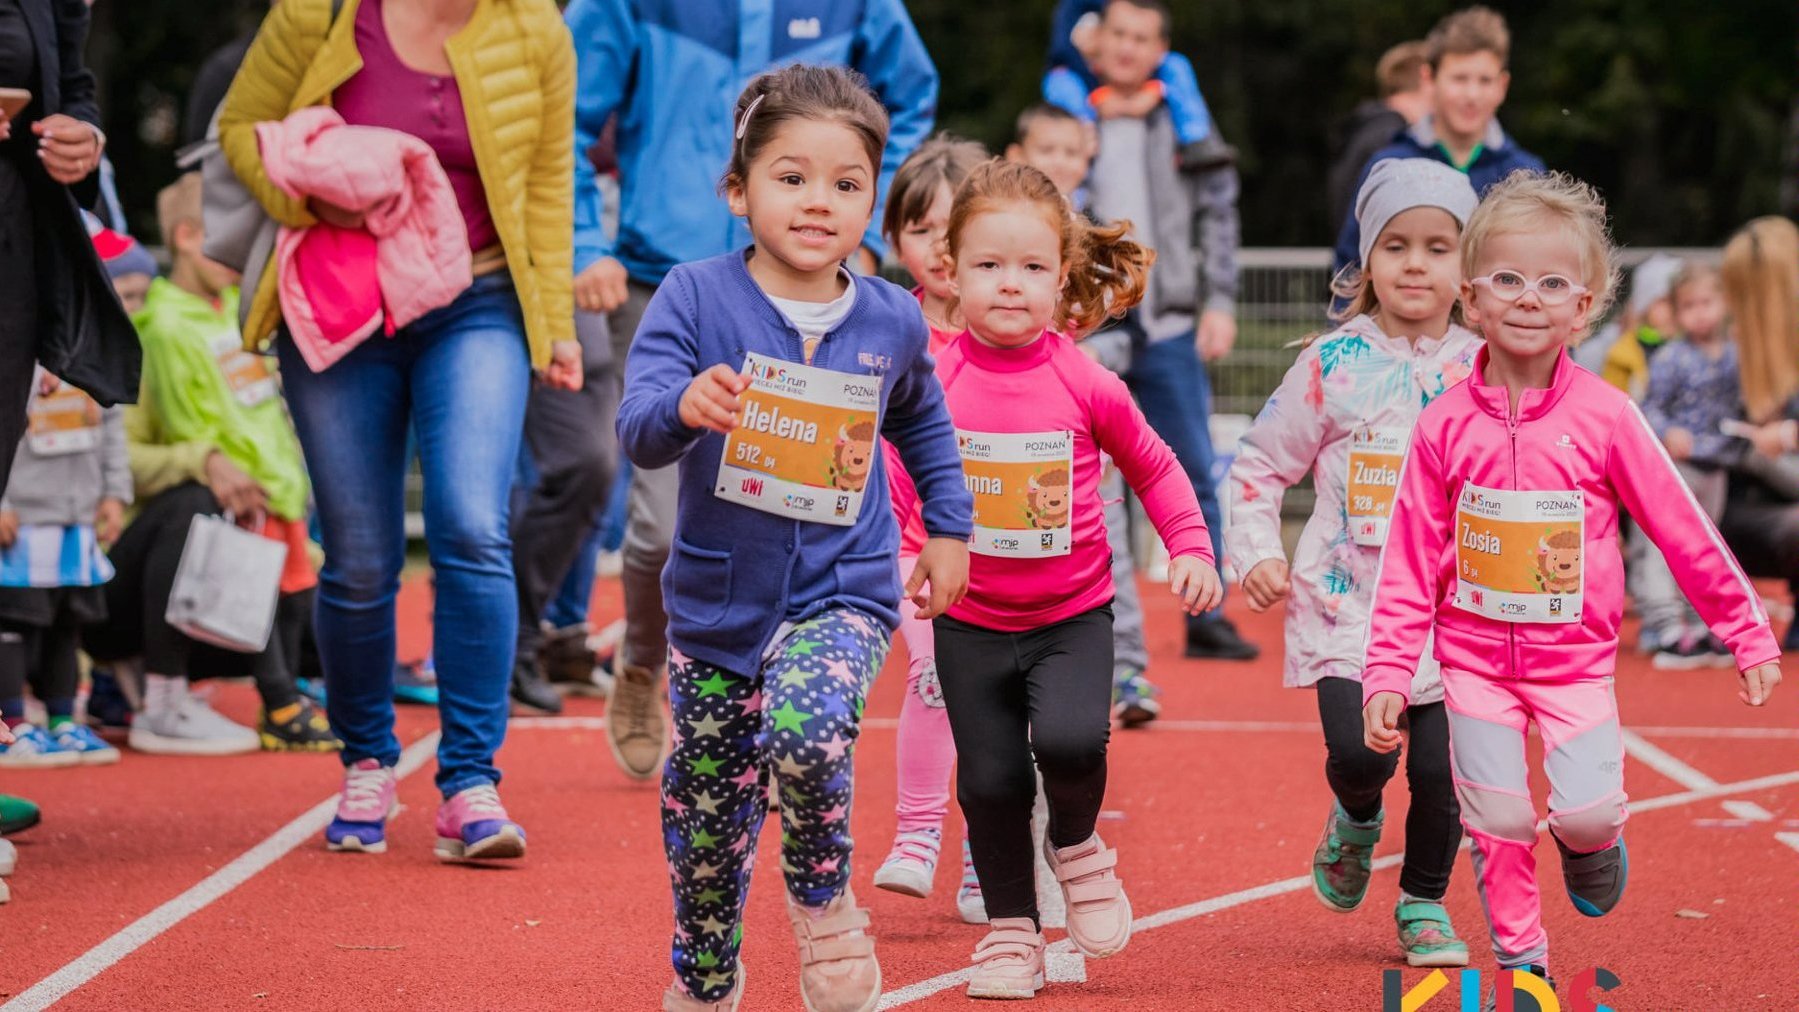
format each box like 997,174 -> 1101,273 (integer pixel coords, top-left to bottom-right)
1363,345 -> 1778,969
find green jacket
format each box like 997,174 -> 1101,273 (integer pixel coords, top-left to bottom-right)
128,279 -> 310,520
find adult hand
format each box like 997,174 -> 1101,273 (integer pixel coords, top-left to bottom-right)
1663,427 -> 1694,461
1363,691 -> 1406,753
32,114 -> 102,185
204,450 -> 269,520
542,340 -> 584,391
1095,88 -> 1161,121
1197,308 -> 1237,363
907,536 -> 970,619
1740,662 -> 1782,706
95,497 -> 124,546
0,509 -> 17,549
308,196 -> 365,230
678,365 -> 749,433
1241,558 -> 1291,613
574,257 -> 629,314
1748,421 -> 1795,460
1168,554 -> 1224,615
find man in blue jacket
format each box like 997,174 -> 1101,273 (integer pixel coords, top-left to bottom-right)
564,0 -> 939,781
1331,6 -> 1544,278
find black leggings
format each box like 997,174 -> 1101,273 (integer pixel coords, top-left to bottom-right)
1316,675 -> 1461,900
0,603 -> 82,718
935,604 -> 1114,923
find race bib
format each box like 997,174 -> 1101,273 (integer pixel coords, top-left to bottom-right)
714,353 -> 882,525
211,331 -> 278,408
1346,426 -> 1406,546
958,429 -> 1074,558
26,385 -> 101,456
1453,483 -> 1584,624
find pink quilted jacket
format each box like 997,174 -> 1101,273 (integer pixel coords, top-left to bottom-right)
255,107 -> 471,372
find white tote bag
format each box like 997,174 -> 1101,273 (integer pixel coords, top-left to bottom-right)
164,513 -> 287,653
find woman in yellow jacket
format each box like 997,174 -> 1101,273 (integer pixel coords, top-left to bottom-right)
218,0 -> 575,862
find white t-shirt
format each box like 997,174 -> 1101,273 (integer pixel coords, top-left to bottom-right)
767,271 -> 858,365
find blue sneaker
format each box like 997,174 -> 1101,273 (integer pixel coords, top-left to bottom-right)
85,667 -> 134,736
0,724 -> 81,769
434,784 -> 525,861
1111,667 -> 1162,728
50,723 -> 121,765
1557,833 -> 1627,917
394,658 -> 439,706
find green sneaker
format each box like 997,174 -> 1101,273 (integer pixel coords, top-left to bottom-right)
1395,898 -> 1470,967
1311,802 -> 1381,912
0,794 -> 41,836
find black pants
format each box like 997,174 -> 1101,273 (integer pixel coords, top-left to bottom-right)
0,595 -> 86,718
1316,675 -> 1461,900
935,604 -> 1115,922
0,157 -> 36,500
510,310 -> 619,663
84,482 -> 306,711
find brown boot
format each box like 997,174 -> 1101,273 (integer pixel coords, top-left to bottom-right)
606,663 -> 669,780
787,887 -> 880,1012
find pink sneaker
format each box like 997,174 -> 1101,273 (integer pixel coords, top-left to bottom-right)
325,758 -> 398,853
965,917 -> 1046,1000
434,784 -> 526,862
661,969 -> 744,1011
1043,833 -> 1132,958
787,887 -> 880,1012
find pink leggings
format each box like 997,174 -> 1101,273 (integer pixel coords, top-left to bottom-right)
893,554 -> 956,834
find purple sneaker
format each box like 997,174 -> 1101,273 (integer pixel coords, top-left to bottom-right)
434,784 -> 526,862
325,759 -> 399,853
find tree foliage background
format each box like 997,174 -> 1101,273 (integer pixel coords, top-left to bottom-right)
98,1 -> 1796,248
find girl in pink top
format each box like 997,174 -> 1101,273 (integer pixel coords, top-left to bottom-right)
1361,172 -> 1782,992
901,160 -> 1221,999
1228,158 -> 1480,967
871,135 -> 993,919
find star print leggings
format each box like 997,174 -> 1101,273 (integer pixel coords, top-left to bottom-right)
662,607 -> 889,1002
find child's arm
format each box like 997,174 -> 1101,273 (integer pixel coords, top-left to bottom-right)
1152,50 -> 1215,146
1609,402 -> 1782,698
1226,349 -> 1327,610
1042,66 -> 1096,122
615,271 -> 713,470
99,405 -> 133,511
1361,427 -> 1454,707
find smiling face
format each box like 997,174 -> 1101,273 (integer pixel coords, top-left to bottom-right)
896,182 -> 954,303
726,118 -> 876,294
951,204 -> 1067,348
1366,206 -> 1462,334
1463,227 -> 1594,366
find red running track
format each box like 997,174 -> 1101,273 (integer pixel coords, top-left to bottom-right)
2,577 -> 1797,1010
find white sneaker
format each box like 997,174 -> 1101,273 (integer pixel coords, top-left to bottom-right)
0,836 -> 16,876
0,724 -> 82,769
874,828 -> 942,898
129,695 -> 260,756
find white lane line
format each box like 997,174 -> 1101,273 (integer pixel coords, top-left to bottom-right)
509,715 -> 609,731
4,731 -> 442,1012
1630,726 -> 1799,740
1620,728 -> 1721,790
1721,800 -> 1774,822
877,768 -> 1799,1007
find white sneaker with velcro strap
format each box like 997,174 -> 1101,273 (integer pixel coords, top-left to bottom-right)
966,917 -> 1046,1000
787,886 -> 880,1012
1042,832 -> 1133,958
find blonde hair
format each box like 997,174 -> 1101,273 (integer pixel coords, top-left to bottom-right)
157,171 -> 205,246
1426,6 -> 1510,69
1722,217 -> 1799,422
1460,170 -> 1620,338
944,159 -> 1154,335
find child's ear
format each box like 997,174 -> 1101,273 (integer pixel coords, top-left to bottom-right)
725,177 -> 749,219
1569,289 -> 1595,337
172,219 -> 204,257
1458,280 -> 1481,327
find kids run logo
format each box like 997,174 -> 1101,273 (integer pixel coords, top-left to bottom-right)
1383,967 -> 1620,1012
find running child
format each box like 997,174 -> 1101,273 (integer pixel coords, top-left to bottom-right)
871,134 -> 991,919
1227,158 -> 1480,967
1361,171 -> 1782,1000
901,159 -> 1222,1000
616,65 -> 973,1012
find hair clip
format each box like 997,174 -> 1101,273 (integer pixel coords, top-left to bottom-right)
735,93 -> 767,141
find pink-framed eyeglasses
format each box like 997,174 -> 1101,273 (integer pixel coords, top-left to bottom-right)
1470,270 -> 1589,307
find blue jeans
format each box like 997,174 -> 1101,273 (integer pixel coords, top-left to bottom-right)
1122,329 -> 1227,612
279,275 -> 531,797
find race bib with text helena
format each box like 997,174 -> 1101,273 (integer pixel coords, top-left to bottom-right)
26,386 -> 102,457
714,352 -> 882,526
958,429 -> 1074,558
1346,426 -> 1407,546
1453,482 -> 1584,624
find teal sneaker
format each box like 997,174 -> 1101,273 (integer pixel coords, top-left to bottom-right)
0,794 -> 41,835
1311,801 -> 1382,912
1395,898 -> 1469,967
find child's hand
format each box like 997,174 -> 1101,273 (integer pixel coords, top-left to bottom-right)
1740,662 -> 1782,706
0,721 -> 11,745
1363,691 -> 1405,753
541,340 -> 583,391
1664,426 -> 1694,461
0,509 -> 17,549
95,497 -> 124,546
1242,558 -> 1291,613
678,365 -> 750,434
1748,421 -> 1795,459
1168,555 -> 1223,616
908,536 -> 969,620
37,371 -> 62,397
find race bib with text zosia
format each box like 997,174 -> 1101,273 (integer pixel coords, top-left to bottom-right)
714,353 -> 882,526
1453,482 -> 1584,624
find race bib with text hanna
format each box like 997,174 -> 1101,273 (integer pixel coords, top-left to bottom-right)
958,429 -> 1075,558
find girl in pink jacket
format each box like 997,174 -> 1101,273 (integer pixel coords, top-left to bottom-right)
1228,158 -> 1480,968
894,160 -> 1221,999
1362,172 -> 1783,991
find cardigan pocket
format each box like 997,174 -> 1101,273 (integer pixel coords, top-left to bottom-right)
833,549 -> 901,609
671,536 -> 734,628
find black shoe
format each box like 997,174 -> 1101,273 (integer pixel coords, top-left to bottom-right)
1177,134 -> 1238,173
510,657 -> 564,715
1554,832 -> 1627,917
259,698 -> 344,753
1184,615 -> 1260,661
540,624 -> 604,693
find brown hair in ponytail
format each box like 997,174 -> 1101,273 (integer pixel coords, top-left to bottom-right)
943,160 -> 1154,335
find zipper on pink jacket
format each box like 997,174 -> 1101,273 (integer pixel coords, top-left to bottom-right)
1506,409 -> 1521,679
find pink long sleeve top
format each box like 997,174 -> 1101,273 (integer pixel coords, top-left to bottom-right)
885,292 -> 959,556
894,329 -> 1213,632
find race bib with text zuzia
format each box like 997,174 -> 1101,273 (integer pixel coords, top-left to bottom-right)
958,429 -> 1075,559
26,385 -> 102,457
1346,425 -> 1407,547
1453,482 -> 1584,624
714,353 -> 882,526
